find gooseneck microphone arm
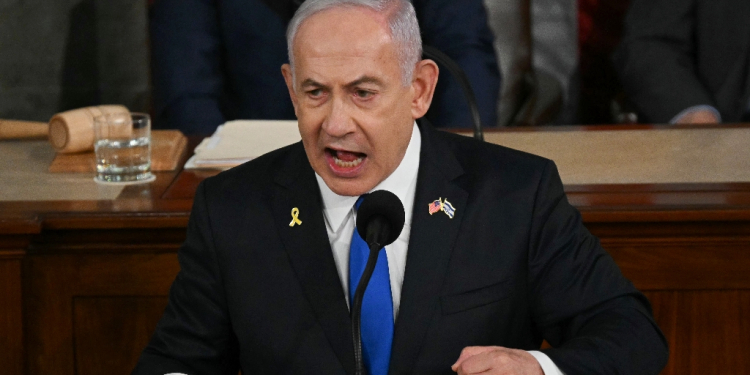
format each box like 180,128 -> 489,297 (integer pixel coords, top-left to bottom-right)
422,45 -> 484,141
351,240 -> 383,375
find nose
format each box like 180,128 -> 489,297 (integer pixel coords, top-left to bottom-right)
322,95 -> 356,138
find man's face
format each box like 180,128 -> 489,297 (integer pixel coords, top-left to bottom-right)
282,7 -> 417,197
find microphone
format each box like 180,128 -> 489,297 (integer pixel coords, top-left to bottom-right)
356,190 -> 405,249
351,190 -> 405,375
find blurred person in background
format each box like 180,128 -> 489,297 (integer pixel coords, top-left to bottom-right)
614,0 -> 750,125
149,0 -> 500,134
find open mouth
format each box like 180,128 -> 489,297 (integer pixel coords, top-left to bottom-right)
326,148 -> 366,169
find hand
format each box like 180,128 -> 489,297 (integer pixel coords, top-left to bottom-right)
451,346 -> 544,375
674,109 -> 720,124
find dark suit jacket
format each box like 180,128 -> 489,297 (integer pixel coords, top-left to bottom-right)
613,0 -> 750,123
133,122 -> 668,374
149,0 -> 501,134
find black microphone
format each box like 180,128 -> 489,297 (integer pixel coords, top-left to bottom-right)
351,190 -> 405,375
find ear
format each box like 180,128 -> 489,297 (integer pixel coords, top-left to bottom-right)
410,59 -> 439,119
281,64 -> 299,115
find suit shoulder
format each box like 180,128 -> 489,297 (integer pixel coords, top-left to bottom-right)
428,130 -> 561,197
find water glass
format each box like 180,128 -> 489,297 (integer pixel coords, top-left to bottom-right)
93,112 -> 153,183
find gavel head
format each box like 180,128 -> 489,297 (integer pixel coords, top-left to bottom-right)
49,105 -> 129,153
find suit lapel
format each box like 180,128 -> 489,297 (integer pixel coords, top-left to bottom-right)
270,144 -> 355,374
389,124 -> 469,374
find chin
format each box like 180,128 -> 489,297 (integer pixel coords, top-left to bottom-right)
323,176 -> 375,197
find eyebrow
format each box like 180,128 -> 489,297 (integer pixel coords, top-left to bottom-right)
300,79 -> 326,89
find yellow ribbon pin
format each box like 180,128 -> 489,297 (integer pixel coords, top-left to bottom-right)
289,207 -> 302,227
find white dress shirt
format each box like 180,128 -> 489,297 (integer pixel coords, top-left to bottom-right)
314,122 -> 564,375
316,122 -> 421,318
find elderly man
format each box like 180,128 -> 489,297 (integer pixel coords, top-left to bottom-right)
133,0 -> 668,374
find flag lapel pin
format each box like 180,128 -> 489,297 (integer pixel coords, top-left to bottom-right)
428,198 -> 443,215
441,199 -> 456,219
428,198 -> 456,219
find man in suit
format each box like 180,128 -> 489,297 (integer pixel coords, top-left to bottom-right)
613,0 -> 750,124
149,0 -> 500,134
134,0 -> 668,374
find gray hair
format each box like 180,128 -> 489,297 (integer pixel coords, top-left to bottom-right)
286,0 -> 422,86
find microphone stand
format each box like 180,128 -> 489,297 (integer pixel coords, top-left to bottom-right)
351,242 -> 382,375
422,45 -> 484,141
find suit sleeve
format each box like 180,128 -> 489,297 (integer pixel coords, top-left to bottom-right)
612,0 -> 714,123
132,181 -> 240,375
150,0 -> 226,134
414,0 -> 501,128
527,161 -> 669,374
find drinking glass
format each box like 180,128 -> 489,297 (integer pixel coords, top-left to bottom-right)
93,112 -> 154,183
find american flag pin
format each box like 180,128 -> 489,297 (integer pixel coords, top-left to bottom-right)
428,198 -> 456,219
428,198 -> 443,215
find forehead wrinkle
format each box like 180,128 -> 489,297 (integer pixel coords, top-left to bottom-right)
297,56 -> 370,86
304,33 -> 391,60
347,75 -> 385,88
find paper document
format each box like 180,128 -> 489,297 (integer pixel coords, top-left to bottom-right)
185,120 -> 301,169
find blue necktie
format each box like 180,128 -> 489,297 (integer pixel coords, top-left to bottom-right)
349,196 -> 394,375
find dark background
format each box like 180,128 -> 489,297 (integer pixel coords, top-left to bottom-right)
0,0 -> 629,126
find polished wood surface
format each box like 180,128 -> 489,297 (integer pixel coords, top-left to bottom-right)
48,130 -> 188,173
1,126 -> 749,375
647,291 -> 750,374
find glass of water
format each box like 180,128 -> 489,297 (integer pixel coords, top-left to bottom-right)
93,112 -> 154,184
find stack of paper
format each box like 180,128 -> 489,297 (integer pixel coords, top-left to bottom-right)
185,120 -> 301,169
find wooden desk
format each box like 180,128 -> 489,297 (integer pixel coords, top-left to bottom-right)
1,126 -> 749,375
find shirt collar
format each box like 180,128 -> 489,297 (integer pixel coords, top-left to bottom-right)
316,122 -> 421,232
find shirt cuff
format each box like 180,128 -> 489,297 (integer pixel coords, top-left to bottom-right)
528,350 -> 565,375
669,105 -> 722,124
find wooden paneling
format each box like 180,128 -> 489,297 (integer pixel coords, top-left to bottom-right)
72,296 -> 168,375
24,253 -> 179,375
0,257 -> 24,375
602,234 -> 750,375
645,291 -> 750,375
603,238 -> 750,290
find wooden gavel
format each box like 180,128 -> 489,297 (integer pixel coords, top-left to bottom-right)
0,105 -> 130,153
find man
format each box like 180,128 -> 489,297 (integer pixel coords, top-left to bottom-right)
149,0 -> 500,134
134,0 -> 668,374
613,0 -> 750,124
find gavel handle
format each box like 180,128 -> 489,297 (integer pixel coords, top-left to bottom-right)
0,120 -> 48,140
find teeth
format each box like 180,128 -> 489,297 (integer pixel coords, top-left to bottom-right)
333,155 -> 364,168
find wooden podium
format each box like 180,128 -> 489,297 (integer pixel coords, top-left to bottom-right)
1,124 -> 749,375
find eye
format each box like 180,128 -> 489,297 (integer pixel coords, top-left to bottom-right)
307,88 -> 324,98
355,90 -> 374,99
